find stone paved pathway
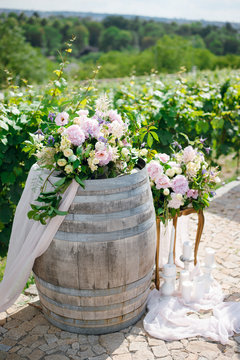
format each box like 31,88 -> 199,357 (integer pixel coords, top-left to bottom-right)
0,182 -> 240,360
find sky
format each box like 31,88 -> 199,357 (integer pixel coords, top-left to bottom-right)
0,0 -> 240,23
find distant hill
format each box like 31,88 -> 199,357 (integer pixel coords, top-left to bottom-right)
1,8 -> 240,29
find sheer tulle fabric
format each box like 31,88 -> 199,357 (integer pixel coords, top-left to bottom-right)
0,164 -> 79,312
144,277 -> 240,344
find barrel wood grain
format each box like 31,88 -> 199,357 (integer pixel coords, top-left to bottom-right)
33,164 -> 156,334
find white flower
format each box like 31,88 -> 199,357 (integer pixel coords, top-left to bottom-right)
36,147 -> 56,166
95,94 -> 111,113
57,158 -> 67,167
33,134 -> 44,143
140,148 -> 148,157
175,167 -> 182,175
176,193 -> 183,201
215,176 -> 221,183
57,127 -> 64,134
175,153 -> 183,162
64,164 -> 73,174
60,135 -> 71,150
111,120 -> 124,138
95,141 -> 106,151
166,168 -> 175,177
121,147 -> 129,157
186,161 -> 200,177
68,155 -> 77,162
111,146 -> 119,161
63,148 -> 73,157
76,109 -> 89,117
88,157 -> 98,171
163,188 -> 170,196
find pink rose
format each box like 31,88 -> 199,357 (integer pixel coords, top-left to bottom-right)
156,153 -> 170,163
55,112 -> 69,126
171,175 -> 189,195
95,149 -> 112,166
183,146 -> 196,163
187,189 -> 198,199
155,175 -> 171,189
65,125 -> 85,146
147,160 -> 163,181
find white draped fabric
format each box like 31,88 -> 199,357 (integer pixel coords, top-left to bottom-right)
144,278 -> 240,345
0,164 -> 79,312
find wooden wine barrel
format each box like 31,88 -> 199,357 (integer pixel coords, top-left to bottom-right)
33,161 -> 156,334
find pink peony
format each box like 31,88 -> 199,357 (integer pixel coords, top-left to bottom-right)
171,175 -> 189,195
168,193 -> 184,209
95,148 -> 112,166
65,125 -> 85,146
183,146 -> 196,163
79,118 -> 100,139
147,160 -> 163,181
88,119 -> 100,138
55,112 -> 69,126
187,189 -> 199,199
155,175 -> 171,189
156,153 -> 170,163
107,110 -> 122,123
76,110 -> 89,117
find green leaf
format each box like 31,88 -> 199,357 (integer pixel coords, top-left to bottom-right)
73,159 -> 80,170
151,131 -> 159,141
76,146 -> 83,156
147,133 -> 153,148
75,175 -> 85,188
0,204 -> 13,223
53,209 -> 68,216
0,172 -> 16,184
54,177 -> 66,187
0,120 -> 9,131
27,210 -> 35,219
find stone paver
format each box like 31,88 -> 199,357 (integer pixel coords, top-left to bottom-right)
0,182 -> 239,359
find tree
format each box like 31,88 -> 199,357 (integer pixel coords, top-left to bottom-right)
85,21 -> 103,47
0,19 -> 50,85
99,26 -> 133,51
103,16 -> 128,30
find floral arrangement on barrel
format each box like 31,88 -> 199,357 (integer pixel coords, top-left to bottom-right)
147,137 -> 220,223
25,96 -> 148,224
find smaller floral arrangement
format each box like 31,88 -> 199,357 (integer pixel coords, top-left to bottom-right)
147,139 -> 220,223
25,97 -> 148,224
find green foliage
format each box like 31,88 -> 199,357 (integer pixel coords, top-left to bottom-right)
0,67 -> 240,256
0,18 -> 53,85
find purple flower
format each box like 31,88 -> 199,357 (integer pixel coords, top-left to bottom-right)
202,169 -> 207,175
205,147 -> 211,154
172,141 -> 182,149
98,136 -> 107,144
34,129 -> 44,135
48,112 -> 56,121
199,137 -> 207,144
47,135 -> 55,145
210,191 -> 216,197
